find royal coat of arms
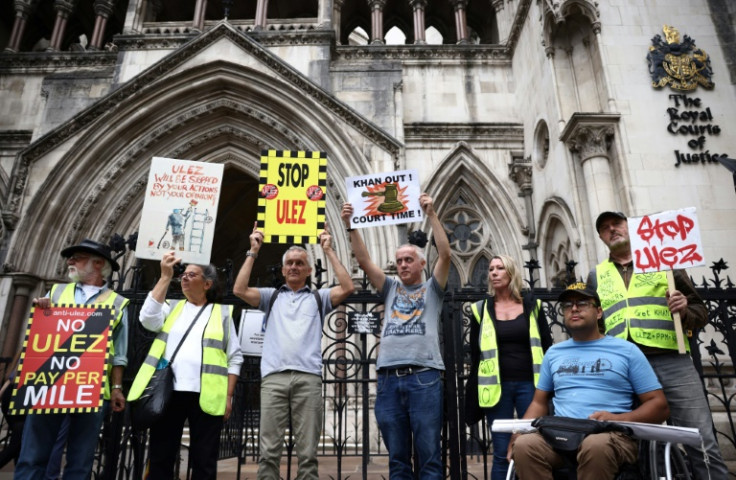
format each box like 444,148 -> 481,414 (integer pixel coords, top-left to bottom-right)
647,25 -> 714,91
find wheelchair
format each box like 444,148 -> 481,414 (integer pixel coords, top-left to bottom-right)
505,436 -> 692,480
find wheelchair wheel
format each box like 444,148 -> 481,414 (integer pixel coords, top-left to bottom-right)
645,441 -> 692,480
667,444 -> 691,480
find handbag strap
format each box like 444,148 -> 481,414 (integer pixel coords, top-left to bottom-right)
168,302 -> 209,365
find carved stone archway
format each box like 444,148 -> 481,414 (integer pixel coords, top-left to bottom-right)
4,23 -> 402,285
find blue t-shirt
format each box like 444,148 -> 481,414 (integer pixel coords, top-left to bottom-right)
258,286 -> 333,378
377,275 -> 445,370
537,335 -> 661,419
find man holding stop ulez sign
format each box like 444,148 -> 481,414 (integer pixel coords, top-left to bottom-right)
587,211 -> 727,480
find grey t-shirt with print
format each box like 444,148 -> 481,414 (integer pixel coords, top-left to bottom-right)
376,275 -> 446,371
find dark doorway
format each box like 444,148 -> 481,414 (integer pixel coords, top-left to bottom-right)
212,164 -> 289,289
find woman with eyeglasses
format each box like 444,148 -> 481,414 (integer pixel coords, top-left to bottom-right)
464,254 -> 553,480
128,251 -> 243,479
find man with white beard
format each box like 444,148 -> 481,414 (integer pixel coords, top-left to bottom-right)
14,239 -> 129,480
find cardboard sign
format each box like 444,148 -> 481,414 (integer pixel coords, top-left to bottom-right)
238,309 -> 266,357
135,157 -> 224,264
258,150 -> 327,244
345,170 -> 422,228
10,305 -> 115,414
628,207 -> 706,274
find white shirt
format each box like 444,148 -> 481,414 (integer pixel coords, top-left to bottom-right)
139,293 -> 243,392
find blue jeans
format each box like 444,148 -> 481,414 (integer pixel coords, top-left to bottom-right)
647,354 -> 728,480
375,369 -> 443,480
14,408 -> 105,480
44,415 -> 70,480
484,381 -> 536,480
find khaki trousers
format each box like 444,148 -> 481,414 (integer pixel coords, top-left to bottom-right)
512,431 -> 638,480
257,371 -> 323,480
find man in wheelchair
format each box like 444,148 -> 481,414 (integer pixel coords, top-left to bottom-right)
507,283 -> 669,480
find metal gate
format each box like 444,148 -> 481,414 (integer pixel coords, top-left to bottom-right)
2,253 -> 733,480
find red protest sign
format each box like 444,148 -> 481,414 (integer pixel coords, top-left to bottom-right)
628,207 -> 706,274
9,305 -> 115,414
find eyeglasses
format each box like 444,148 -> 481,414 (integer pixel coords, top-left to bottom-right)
558,300 -> 596,313
179,272 -> 200,280
68,254 -> 90,262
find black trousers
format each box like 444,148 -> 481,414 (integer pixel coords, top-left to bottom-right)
0,417 -> 24,468
147,391 -> 223,480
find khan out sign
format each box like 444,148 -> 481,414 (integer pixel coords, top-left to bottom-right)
628,208 -> 706,274
344,169 -> 422,228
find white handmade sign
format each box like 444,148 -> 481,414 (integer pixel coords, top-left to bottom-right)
345,170 -> 421,228
136,157 -> 223,264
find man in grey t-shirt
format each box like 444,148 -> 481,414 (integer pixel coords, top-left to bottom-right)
341,193 -> 451,480
233,222 -> 354,480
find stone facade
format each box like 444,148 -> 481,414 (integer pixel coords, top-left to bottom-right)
0,0 -> 734,395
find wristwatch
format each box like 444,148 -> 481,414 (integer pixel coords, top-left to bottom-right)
246,251 -> 258,259
111,384 -> 123,390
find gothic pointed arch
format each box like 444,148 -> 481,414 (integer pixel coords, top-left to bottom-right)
541,0 -> 605,116
538,196 -> 581,287
541,0 -> 600,43
4,23 -> 402,282
422,142 -> 525,287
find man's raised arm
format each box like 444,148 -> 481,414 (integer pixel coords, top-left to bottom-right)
320,222 -> 355,305
233,221 -> 263,308
341,203 -> 386,292
420,193 -> 451,289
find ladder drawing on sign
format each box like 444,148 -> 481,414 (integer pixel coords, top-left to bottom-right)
188,208 -> 209,254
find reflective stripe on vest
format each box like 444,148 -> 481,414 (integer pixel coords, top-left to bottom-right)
49,283 -> 129,400
596,261 -> 687,352
127,301 -> 231,416
471,299 -> 544,408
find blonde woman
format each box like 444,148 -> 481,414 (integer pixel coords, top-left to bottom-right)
465,254 -> 552,480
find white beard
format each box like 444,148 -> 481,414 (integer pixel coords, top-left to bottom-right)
68,262 -> 94,283
68,266 -> 81,283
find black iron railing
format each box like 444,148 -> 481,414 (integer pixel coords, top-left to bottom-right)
2,254 -> 733,480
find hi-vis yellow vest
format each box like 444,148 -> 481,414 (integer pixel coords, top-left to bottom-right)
596,260 -> 687,352
127,301 -> 231,416
470,299 -> 544,407
50,283 -> 129,400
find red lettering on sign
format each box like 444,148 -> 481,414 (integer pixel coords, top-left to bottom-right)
171,165 -> 204,175
634,243 -> 703,271
636,214 -> 695,243
276,200 -> 307,224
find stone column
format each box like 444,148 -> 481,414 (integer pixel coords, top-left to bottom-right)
254,0 -> 268,30
48,0 -> 77,52
333,0 -> 343,43
594,27 -> 617,112
545,45 -> 566,129
450,0 -> 468,44
5,0 -> 36,52
192,0 -> 207,31
0,275 -> 39,378
509,157 -> 537,259
409,0 -> 427,44
318,0 -> 333,29
89,0 -> 115,50
368,0 -> 386,45
491,0 -> 507,42
560,113 -> 621,261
